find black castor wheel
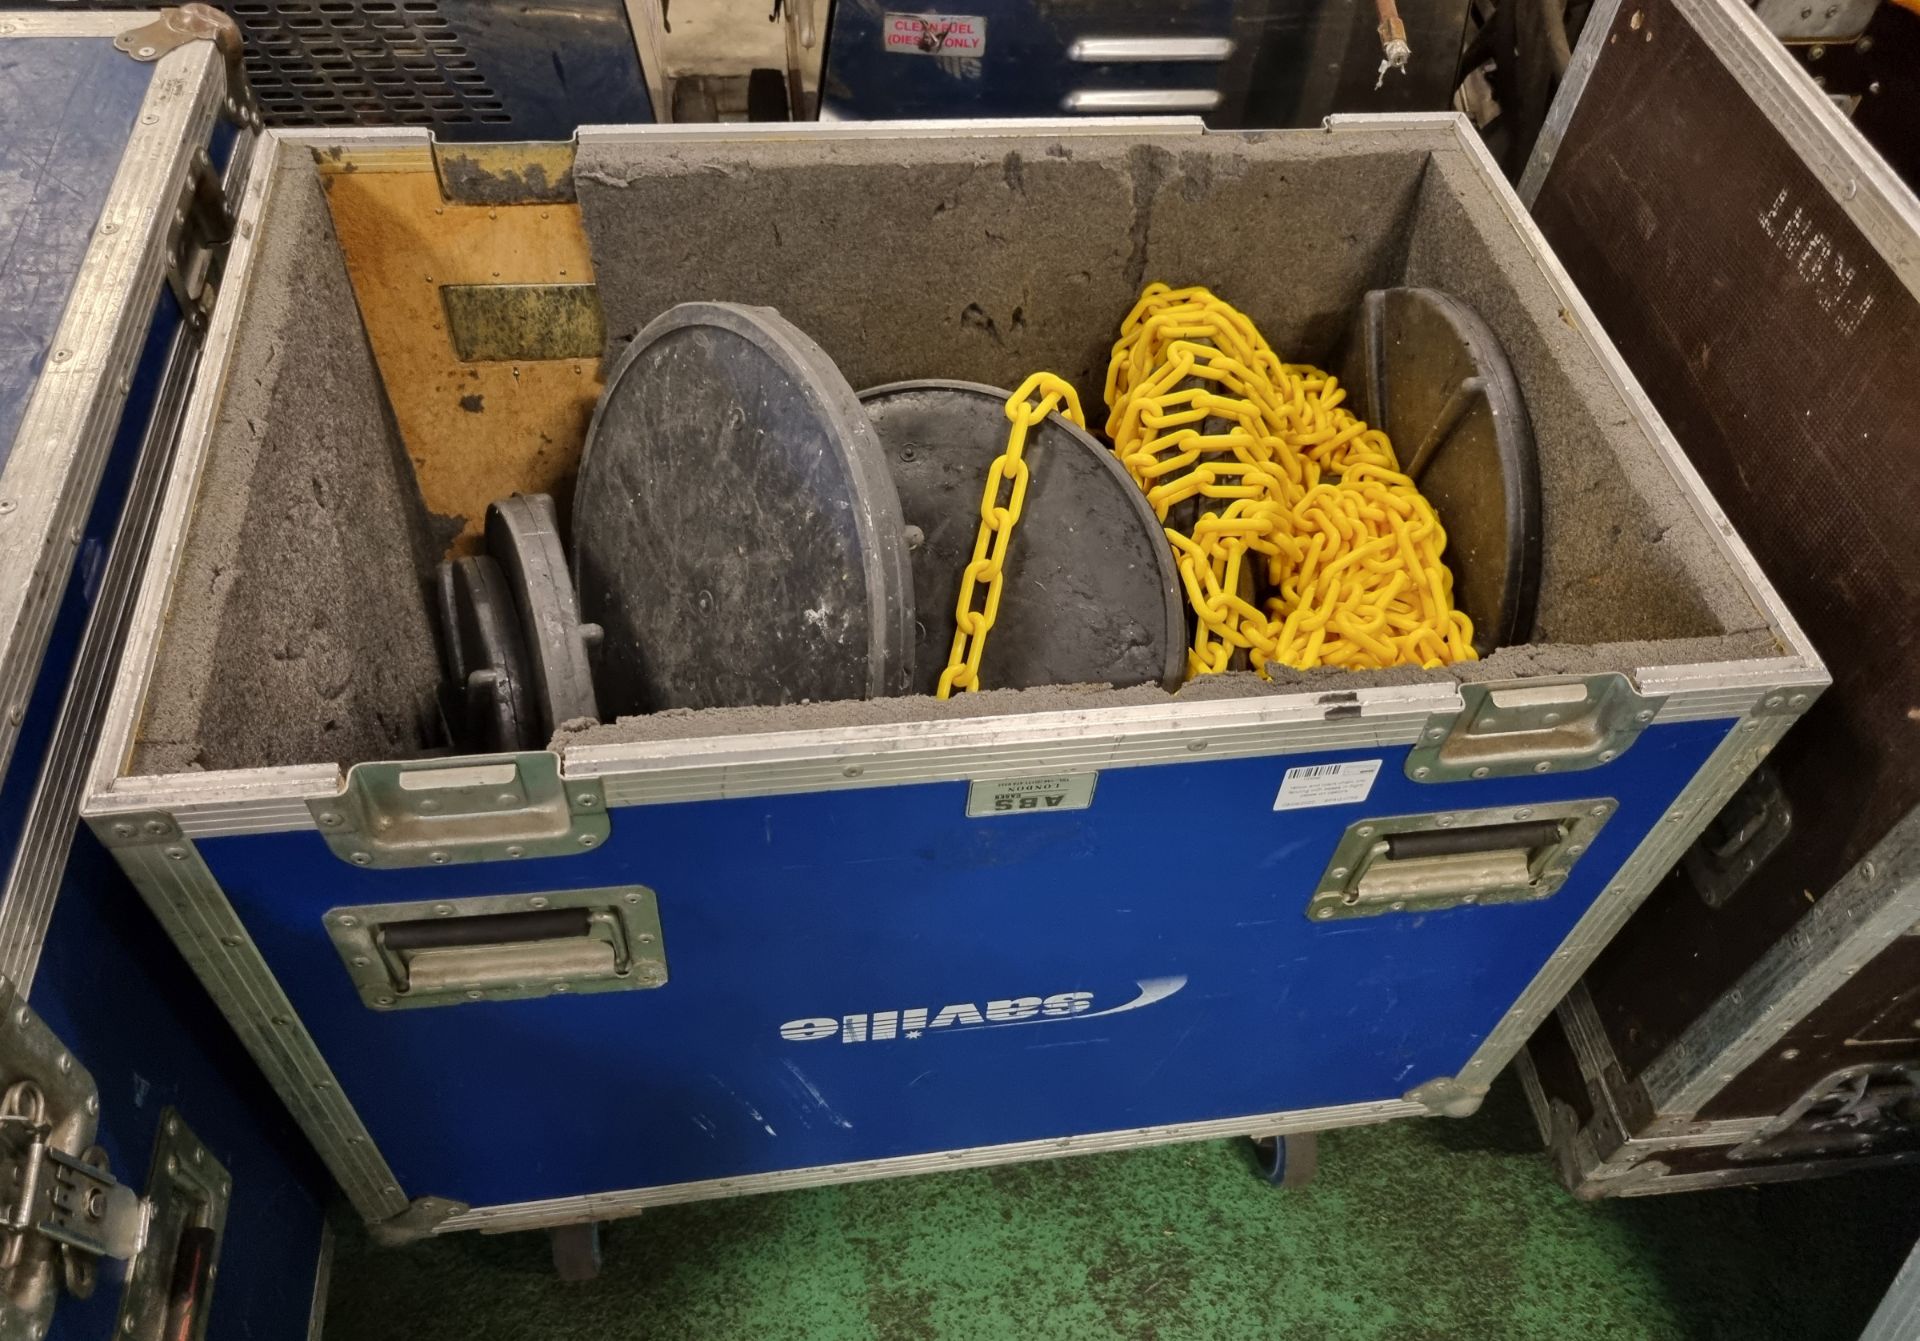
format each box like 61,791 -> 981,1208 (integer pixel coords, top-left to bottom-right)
1251,1131 -> 1319,1188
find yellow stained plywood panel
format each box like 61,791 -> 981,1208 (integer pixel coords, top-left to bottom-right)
321,165 -> 601,554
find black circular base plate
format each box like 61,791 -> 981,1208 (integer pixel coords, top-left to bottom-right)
860,380 -> 1185,694
486,493 -> 601,735
574,303 -> 913,714
1343,287 -> 1543,655
435,554 -> 535,753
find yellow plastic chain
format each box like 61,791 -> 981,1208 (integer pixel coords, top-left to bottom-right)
1104,283 -> 1475,676
937,373 -> 1086,698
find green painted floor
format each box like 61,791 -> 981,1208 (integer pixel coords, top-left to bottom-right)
322,1080 -> 1920,1340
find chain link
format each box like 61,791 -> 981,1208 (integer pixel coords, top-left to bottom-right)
1104,283 -> 1475,675
936,373 -> 1086,698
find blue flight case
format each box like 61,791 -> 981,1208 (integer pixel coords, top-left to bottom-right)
0,10 -> 328,1337
77,111 -> 1823,1243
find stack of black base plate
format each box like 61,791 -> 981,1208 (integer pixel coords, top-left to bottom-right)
433,293 -> 1542,735
435,493 -> 601,753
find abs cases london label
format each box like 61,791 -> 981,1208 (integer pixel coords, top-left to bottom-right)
966,773 -> 1097,817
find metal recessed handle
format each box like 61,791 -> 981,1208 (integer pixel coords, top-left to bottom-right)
1308,801 -> 1615,920
405,940 -> 619,994
1383,819 -> 1565,860
326,888 -> 669,1010
1062,88 -> 1223,113
162,1225 -> 217,1341
374,907 -> 629,998
1353,848 -> 1535,904
1068,37 -> 1234,62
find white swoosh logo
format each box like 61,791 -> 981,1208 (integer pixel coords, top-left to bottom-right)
1081,975 -> 1188,1018
988,975 -> 1188,1029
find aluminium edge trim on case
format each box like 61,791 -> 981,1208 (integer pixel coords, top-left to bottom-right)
1451,700 -> 1799,1092
1681,0 -> 1920,293
1514,0 -> 1623,206
1608,1150 -> 1920,1196
96,823 -> 409,1221
573,115 -> 1207,146
0,29 -> 225,791
435,1094 -> 1427,1234
0,303 -> 202,996
1862,1235 -> 1920,1341
86,128 -> 287,815
1511,1047 -> 1884,1198
1525,984 -> 1770,1146
1515,1045 -> 1771,1154
1641,806 -> 1920,1114
305,1221 -> 336,1341
1519,0 -> 1920,303
0,10 -> 161,38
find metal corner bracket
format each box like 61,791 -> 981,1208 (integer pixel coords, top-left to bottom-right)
1403,1076 -> 1485,1117
116,5 -> 260,127
1405,673 -> 1665,782
366,1196 -> 468,1248
309,752 -> 609,869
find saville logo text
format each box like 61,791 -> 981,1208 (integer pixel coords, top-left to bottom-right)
779,975 -> 1186,1044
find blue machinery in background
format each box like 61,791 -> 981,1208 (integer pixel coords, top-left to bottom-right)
820,0 -> 1471,124
38,0 -> 1473,135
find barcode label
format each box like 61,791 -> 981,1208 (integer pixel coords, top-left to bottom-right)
1273,759 -> 1382,811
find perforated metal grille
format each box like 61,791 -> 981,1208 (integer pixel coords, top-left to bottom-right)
227,0 -> 512,128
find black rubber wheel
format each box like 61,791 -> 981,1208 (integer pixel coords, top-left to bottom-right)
747,66 -> 790,121
1251,1132 -> 1319,1188
486,493 -> 601,737
434,554 -> 536,753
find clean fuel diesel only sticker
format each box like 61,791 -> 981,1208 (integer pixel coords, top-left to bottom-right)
884,12 -> 988,55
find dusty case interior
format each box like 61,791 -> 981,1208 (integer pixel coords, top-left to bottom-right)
127,127 -> 1778,777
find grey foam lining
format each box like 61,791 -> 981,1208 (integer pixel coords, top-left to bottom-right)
577,127 -> 1763,650
127,127 -> 1779,778
131,144 -> 444,775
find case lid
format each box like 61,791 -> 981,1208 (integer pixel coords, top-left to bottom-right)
0,32 -> 154,464
1522,0 -> 1920,1099
0,12 -> 228,787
